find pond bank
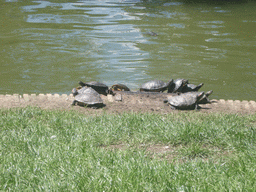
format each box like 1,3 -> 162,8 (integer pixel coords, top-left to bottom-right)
1,93 -> 255,115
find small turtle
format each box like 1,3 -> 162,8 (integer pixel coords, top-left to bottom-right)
169,78 -> 189,93
146,31 -> 158,36
164,91 -> 204,110
79,81 -> 109,95
140,79 -> 174,92
110,84 -> 130,92
72,87 -> 104,108
181,83 -> 204,93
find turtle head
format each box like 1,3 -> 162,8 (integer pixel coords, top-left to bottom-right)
72,88 -> 78,96
182,79 -> 189,86
196,83 -> 204,91
167,79 -> 175,93
78,81 -> 86,87
197,92 -> 205,101
205,90 -> 213,97
198,83 -> 204,87
108,88 -> 115,95
167,79 -> 174,86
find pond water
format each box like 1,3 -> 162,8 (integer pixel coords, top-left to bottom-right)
1,0 -> 255,100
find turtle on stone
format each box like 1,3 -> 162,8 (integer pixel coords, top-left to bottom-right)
71,87 -> 104,108
110,84 -> 130,92
164,91 -> 204,110
140,79 -> 174,92
79,81 -> 110,95
169,78 -> 189,93
181,83 -> 204,93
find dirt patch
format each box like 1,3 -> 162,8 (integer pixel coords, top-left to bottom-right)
0,91 -> 256,115
103,143 -> 233,163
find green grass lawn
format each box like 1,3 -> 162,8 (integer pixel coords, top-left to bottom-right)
1,107 -> 256,191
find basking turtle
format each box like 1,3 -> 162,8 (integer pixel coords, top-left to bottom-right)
181,83 -> 204,93
140,79 -> 174,92
164,91 -> 204,110
72,87 -> 104,108
169,78 -> 189,93
79,81 -> 109,95
110,84 -> 130,92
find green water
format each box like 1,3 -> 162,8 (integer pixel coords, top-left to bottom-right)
0,0 -> 255,100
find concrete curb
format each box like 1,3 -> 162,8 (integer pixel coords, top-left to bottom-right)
0,94 -> 255,114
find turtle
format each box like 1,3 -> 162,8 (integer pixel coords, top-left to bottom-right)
164,91 -> 204,110
169,78 -> 189,93
146,31 -> 158,36
71,87 -> 104,108
79,81 -> 109,95
140,79 -> 174,92
110,84 -> 130,92
181,83 -> 204,93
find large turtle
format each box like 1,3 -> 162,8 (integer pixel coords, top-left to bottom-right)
71,87 -> 104,108
181,83 -> 204,93
169,78 -> 189,93
110,84 -> 130,92
140,79 -> 174,92
164,91 -> 204,110
79,81 -> 109,95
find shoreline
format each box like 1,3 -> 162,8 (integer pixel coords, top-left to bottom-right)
0,93 -> 256,114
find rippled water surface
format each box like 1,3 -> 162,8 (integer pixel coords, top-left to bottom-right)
1,0 -> 255,100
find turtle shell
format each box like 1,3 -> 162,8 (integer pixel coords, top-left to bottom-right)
181,83 -> 204,93
170,78 -> 189,93
72,87 -> 104,108
171,91 -> 212,104
111,84 -> 130,91
166,91 -> 204,110
140,79 -> 173,92
79,81 -> 109,95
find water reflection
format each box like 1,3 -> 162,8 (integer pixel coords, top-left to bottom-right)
0,0 -> 255,100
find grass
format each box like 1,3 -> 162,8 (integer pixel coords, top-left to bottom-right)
1,107 -> 256,191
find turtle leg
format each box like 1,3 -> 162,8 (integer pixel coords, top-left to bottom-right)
195,104 -> 201,110
163,99 -> 168,103
170,105 -> 177,110
71,100 -> 77,105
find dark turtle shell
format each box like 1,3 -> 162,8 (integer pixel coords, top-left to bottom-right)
79,81 -> 109,95
72,87 -> 104,108
181,83 -> 204,93
166,91 -> 204,110
111,84 -> 130,91
169,78 -> 188,93
140,79 -> 173,92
